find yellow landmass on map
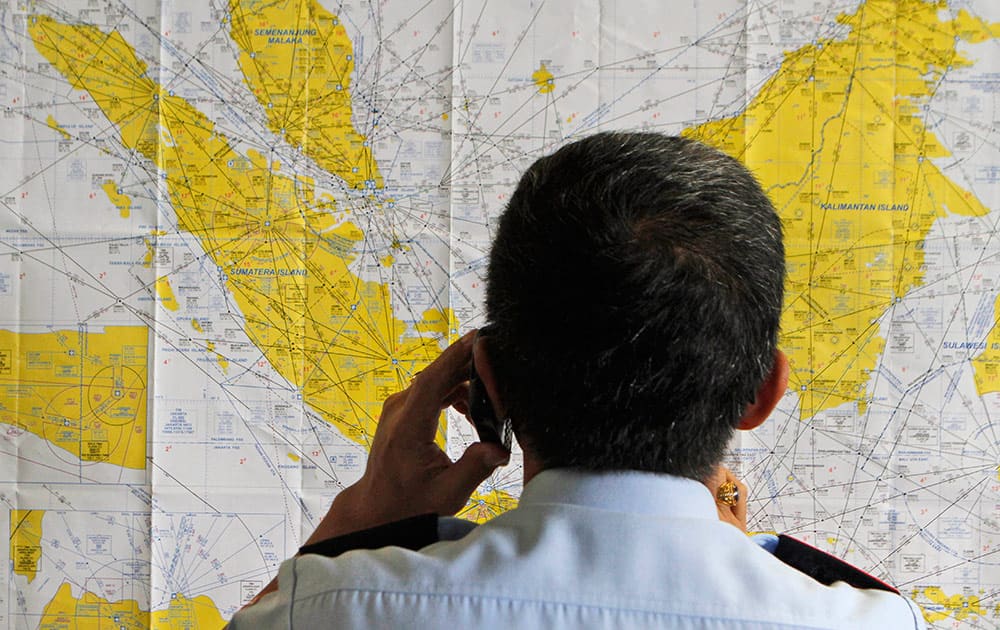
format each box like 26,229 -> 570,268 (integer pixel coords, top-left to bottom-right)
919,587 -> 985,623
39,582 -> 226,630
29,16 -> 449,449
686,0 -> 998,421
29,11 -> 517,517
10,509 -> 44,583
0,326 -> 147,468
978,351 -> 999,392
142,230 -> 166,269
205,341 -> 229,372
973,307 -> 1000,393
190,318 -> 203,333
155,276 -> 179,311
227,0 -> 382,190
101,180 -> 131,218
460,489 -> 519,523
46,115 -> 70,140
532,63 -> 555,94
40,582 -> 146,629
150,593 -> 227,629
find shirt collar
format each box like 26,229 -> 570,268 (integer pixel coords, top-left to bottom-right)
518,468 -> 719,519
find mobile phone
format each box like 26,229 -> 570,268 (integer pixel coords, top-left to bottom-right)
468,327 -> 512,450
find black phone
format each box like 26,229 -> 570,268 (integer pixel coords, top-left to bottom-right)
468,327 -> 512,451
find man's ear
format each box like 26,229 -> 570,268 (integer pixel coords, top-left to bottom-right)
472,334 -> 507,419
736,350 -> 789,431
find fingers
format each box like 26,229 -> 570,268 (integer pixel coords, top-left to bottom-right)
708,465 -> 748,532
401,332 -> 476,440
344,330 -> 508,530
435,441 -> 510,513
371,387 -> 412,440
442,381 -> 471,417
728,473 -> 747,528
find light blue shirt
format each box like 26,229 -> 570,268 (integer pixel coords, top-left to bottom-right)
229,469 -> 923,629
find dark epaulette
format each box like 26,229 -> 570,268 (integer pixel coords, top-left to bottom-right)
297,513 -> 439,559
773,534 -> 900,594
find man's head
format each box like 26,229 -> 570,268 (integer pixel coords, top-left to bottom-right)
482,132 -> 786,481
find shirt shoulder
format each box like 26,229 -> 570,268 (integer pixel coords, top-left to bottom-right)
231,502 -> 921,629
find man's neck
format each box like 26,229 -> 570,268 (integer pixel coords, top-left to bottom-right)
522,449 -> 543,485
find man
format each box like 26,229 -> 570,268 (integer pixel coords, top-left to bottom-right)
229,133 -> 922,628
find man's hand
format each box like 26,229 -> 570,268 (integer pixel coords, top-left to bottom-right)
304,330 -> 511,546
705,465 -> 748,532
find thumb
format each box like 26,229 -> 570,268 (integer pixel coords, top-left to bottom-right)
437,442 -> 510,514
